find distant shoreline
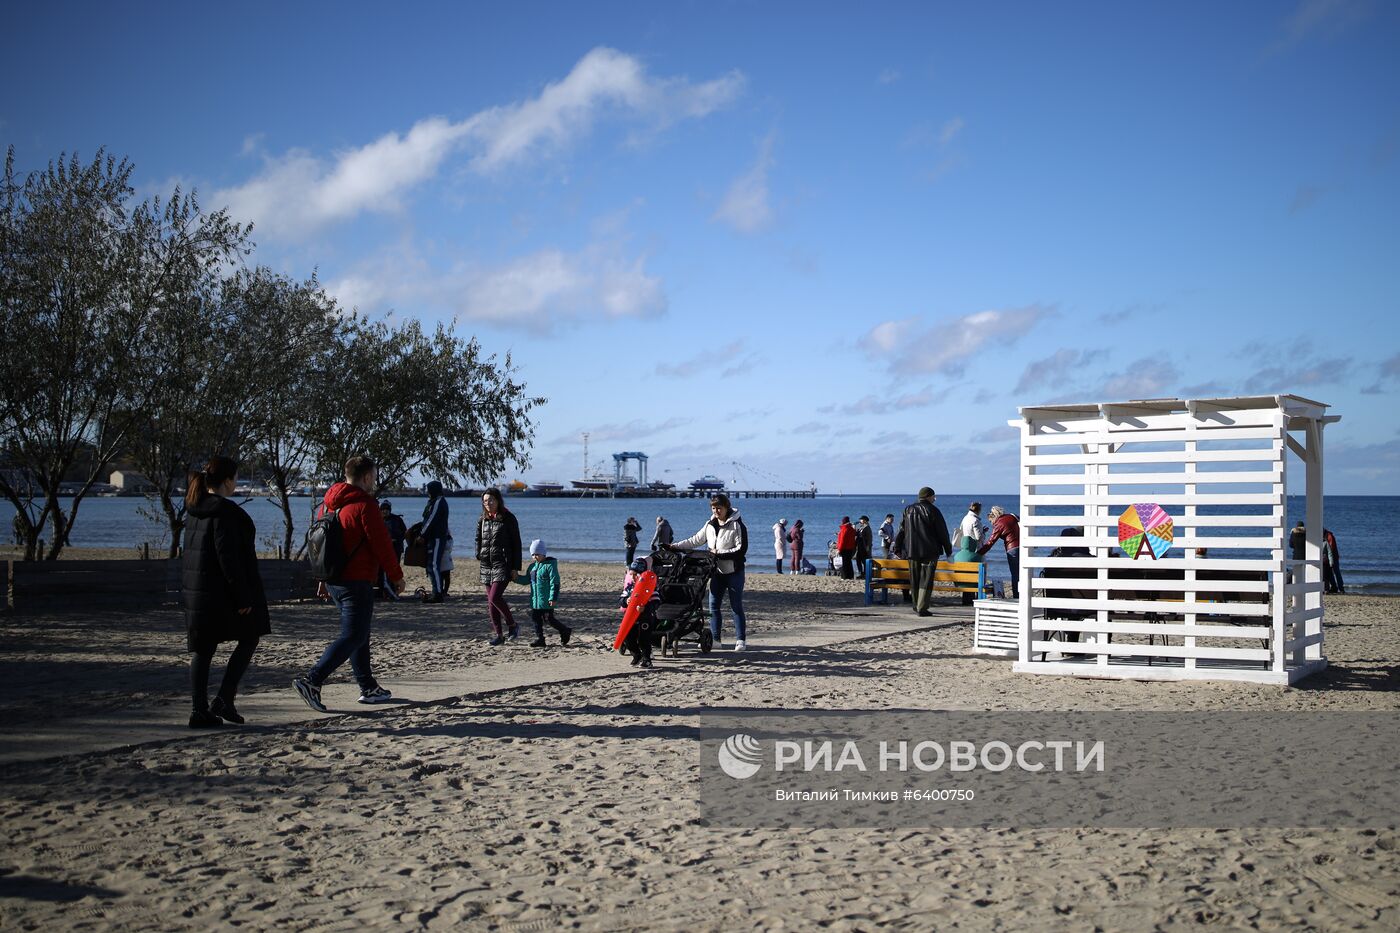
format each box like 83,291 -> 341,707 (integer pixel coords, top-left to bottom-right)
3,546 -> 1396,596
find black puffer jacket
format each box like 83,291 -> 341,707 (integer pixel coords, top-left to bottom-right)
182,495 -> 270,651
475,509 -> 522,584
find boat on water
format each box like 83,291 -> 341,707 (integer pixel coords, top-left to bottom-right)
504,480 -> 529,495
689,475 -> 726,491
529,481 -> 565,493
648,480 -> 675,491
572,474 -> 640,491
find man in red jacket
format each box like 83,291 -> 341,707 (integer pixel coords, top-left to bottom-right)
293,455 -> 405,712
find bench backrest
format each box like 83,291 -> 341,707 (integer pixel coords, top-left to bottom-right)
864,557 -> 988,605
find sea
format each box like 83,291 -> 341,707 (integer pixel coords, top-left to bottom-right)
5,493 -> 1399,594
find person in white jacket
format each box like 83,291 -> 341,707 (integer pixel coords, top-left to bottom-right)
773,518 -> 787,574
954,502 -> 986,555
669,494 -> 750,649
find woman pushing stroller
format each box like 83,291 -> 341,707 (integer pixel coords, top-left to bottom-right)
663,493 -> 750,650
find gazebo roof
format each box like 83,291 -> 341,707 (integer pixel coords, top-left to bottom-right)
1016,394 -> 1335,428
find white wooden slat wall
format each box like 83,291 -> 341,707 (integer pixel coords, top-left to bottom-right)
1013,398 -> 1330,685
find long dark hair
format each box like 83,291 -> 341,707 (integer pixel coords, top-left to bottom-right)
185,456 -> 239,509
481,487 -> 508,519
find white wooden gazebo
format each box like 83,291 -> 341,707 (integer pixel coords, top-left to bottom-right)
1012,395 -> 1338,686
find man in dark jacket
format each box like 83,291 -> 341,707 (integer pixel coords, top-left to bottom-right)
293,456 -> 405,712
1323,528 -> 1345,594
651,516 -> 673,551
378,500 -> 408,600
420,480 -> 450,603
897,487 -> 953,616
855,516 -> 873,578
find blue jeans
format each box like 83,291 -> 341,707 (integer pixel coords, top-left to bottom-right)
310,580 -> 378,690
1006,547 -> 1021,599
709,569 -> 747,641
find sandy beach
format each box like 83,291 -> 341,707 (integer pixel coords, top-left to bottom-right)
1,553 -> 1397,930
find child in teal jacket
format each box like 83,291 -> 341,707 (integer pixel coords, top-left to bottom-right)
516,539 -> 571,647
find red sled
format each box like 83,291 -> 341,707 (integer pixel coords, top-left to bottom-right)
612,570 -> 657,651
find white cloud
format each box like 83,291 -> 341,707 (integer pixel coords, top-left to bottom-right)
1243,356 -> 1351,394
550,417 -> 694,446
789,421 -> 830,435
871,430 -> 920,446
468,47 -> 743,173
939,116 -> 965,146
834,389 -> 947,416
1098,358 -> 1180,400
721,353 -> 761,378
656,340 -> 745,377
713,133 -> 776,234
1014,348 -> 1107,394
970,426 -> 1014,444
216,48 -> 744,239
1272,0 -> 1370,53
860,305 -> 1053,376
877,68 -> 901,85
328,235 -> 667,327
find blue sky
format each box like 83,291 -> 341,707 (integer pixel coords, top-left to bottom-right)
6,0 -> 1398,493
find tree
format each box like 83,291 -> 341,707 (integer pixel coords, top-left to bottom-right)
0,148 -> 250,560
236,268 -> 342,557
309,317 -> 544,494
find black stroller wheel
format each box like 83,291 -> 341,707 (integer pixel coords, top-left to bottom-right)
699,630 -> 713,654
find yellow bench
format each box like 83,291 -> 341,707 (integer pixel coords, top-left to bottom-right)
864,557 -> 989,605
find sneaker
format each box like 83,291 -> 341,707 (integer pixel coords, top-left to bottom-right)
292,677 -> 327,712
189,710 -> 225,728
209,697 -> 244,724
630,653 -> 642,666
529,637 -> 547,648
559,626 -> 572,646
507,627 -> 520,642
640,657 -> 653,669
488,635 -> 505,647
734,640 -> 747,651
358,685 -> 393,704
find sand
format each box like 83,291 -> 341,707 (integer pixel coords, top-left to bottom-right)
1,554 -> 1397,930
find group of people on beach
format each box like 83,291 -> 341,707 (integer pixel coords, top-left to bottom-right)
881,489 -> 1022,614
181,454 -> 766,726
182,455 -> 573,726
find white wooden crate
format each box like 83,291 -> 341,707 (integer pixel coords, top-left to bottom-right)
974,598 -> 1029,657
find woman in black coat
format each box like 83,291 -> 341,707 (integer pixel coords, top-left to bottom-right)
475,487 -> 522,646
182,456 -> 270,727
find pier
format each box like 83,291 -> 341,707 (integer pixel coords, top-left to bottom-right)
529,487 -> 817,500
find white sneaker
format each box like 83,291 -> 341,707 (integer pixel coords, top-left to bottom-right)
734,640 -> 747,651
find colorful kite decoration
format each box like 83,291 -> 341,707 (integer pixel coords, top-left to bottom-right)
1118,502 -> 1174,560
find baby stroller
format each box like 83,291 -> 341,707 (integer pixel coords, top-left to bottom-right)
825,538 -> 841,576
629,549 -> 718,659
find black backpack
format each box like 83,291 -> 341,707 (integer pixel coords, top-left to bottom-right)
306,506 -> 364,582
